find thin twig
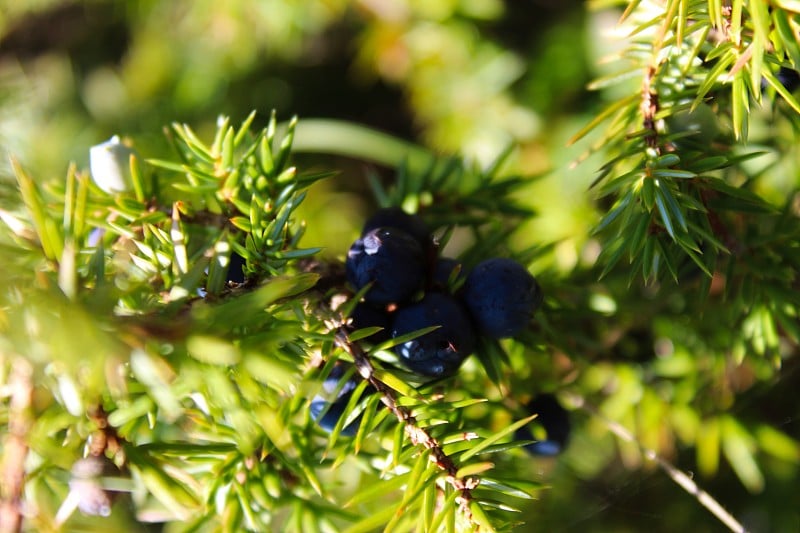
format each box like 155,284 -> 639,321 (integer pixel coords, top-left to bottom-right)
87,405 -> 124,460
0,357 -> 33,533
567,393 -> 748,533
333,330 -> 480,526
641,65 -> 661,152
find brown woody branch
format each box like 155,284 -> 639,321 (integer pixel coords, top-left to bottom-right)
87,405 -> 124,460
333,330 -> 481,527
641,65 -> 661,153
0,358 -> 33,533
568,393 -> 748,533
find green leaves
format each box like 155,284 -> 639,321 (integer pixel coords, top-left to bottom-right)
1,20 -> 798,527
1,109 -> 554,532
0,111 -> 360,532
335,404 -> 542,532
143,112 -> 330,285
575,1 -> 800,297
11,156 -> 63,263
696,414 -> 800,494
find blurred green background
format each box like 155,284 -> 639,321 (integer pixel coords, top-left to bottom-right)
1,1 -> 798,531
0,0 -> 602,261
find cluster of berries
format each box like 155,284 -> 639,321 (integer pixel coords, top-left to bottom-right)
345,208 -> 543,377
310,207 -> 554,440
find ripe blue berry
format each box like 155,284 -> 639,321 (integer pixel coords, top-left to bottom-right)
362,207 -> 432,250
514,394 -> 571,456
309,365 -> 371,436
431,257 -> 465,291
346,227 -> 426,305
777,67 -> 800,92
462,258 -> 543,339
391,292 -> 476,378
665,104 -> 719,148
226,252 -> 246,284
761,66 -> 800,93
350,302 -> 392,344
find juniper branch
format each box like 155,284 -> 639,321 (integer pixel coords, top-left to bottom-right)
641,65 -> 661,153
0,357 -> 33,533
567,393 -> 748,533
333,329 -> 481,526
87,405 -> 124,460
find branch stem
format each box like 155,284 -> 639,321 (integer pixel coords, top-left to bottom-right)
0,357 -> 33,533
568,393 -> 748,533
333,330 -> 480,527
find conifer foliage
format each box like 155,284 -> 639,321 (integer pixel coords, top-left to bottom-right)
1,1 -> 800,532
0,111 -> 542,531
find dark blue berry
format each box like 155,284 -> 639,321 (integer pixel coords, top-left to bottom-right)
350,302 -> 392,344
514,394 -> 571,456
462,258 -> 543,339
346,227 -> 426,305
431,257 -> 465,291
762,66 -> 800,93
309,365 -> 371,436
665,105 -> 719,148
362,207 -> 432,250
391,292 -> 476,378
310,399 -> 359,436
226,252 -> 246,284
776,67 -> 800,93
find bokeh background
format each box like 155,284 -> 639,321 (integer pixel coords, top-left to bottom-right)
1,1 -> 798,531
0,0 -> 604,259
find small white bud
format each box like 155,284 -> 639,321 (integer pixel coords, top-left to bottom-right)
90,135 -> 136,194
